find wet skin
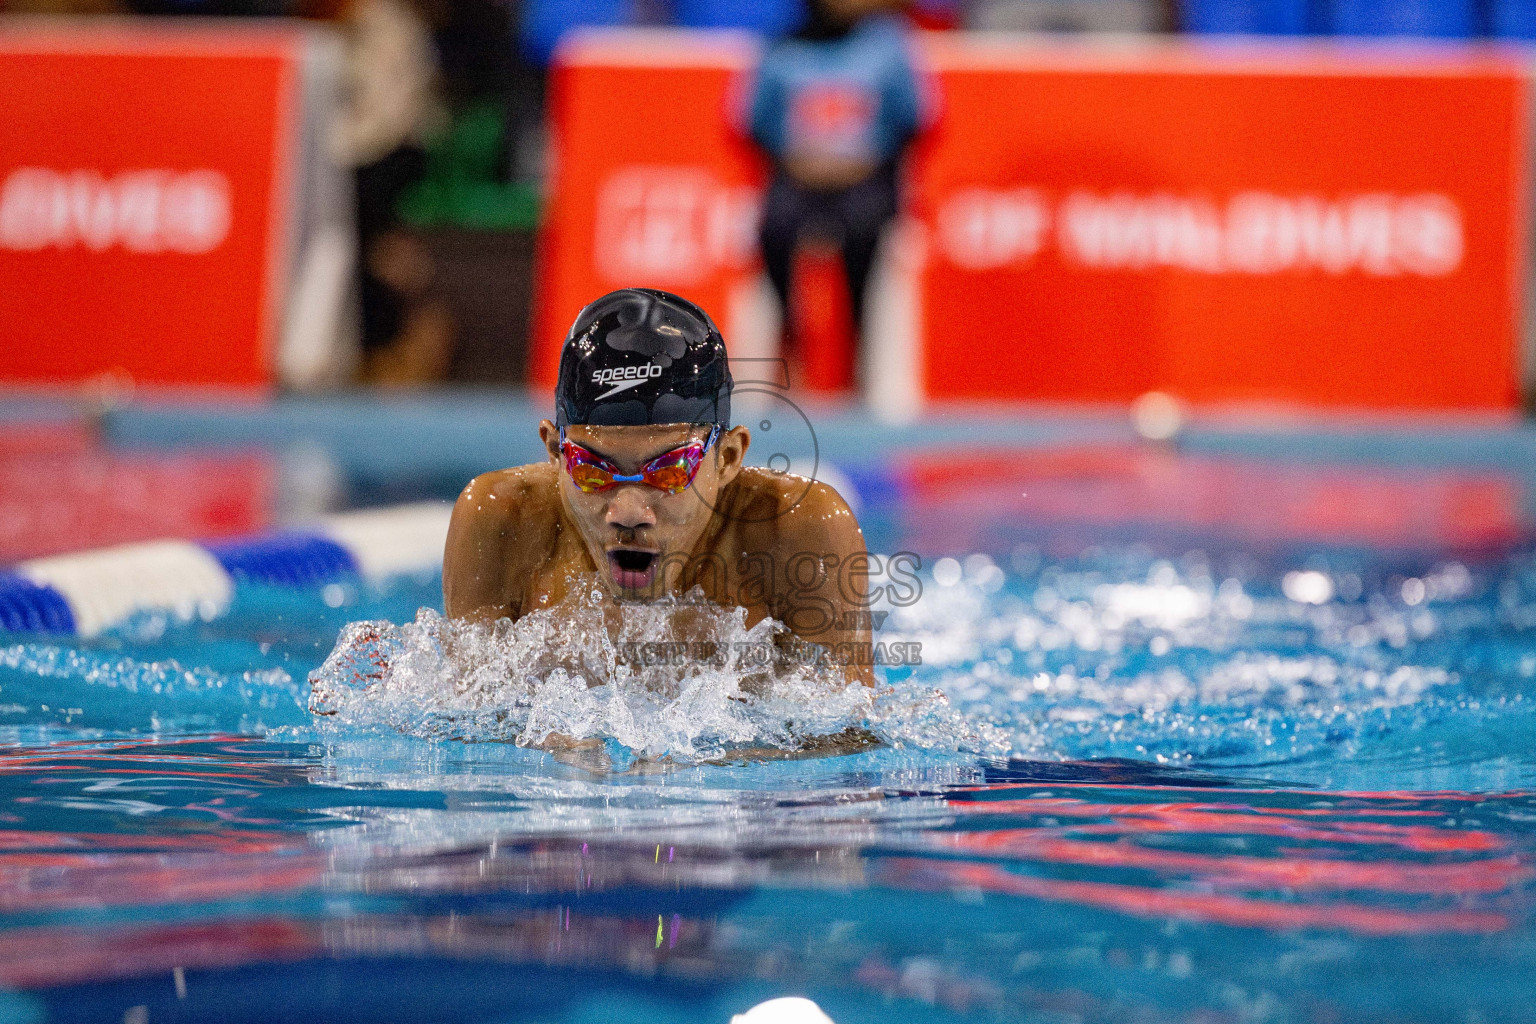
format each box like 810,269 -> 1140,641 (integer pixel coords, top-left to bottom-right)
443,419 -> 874,688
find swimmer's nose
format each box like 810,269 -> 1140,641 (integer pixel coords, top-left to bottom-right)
604,486 -> 657,532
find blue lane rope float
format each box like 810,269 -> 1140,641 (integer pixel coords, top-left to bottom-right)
0,502 -> 452,638
0,574 -> 77,634
205,533 -> 358,588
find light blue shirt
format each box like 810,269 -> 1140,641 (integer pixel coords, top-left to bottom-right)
749,16 -> 926,168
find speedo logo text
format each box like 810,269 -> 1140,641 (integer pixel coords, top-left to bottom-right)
593,363 -> 663,399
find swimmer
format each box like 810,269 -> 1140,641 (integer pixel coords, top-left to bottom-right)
443,287 -> 874,688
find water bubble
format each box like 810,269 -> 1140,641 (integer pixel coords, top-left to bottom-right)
963,553 -> 995,577
1427,561 -> 1473,601
1131,391 -> 1186,442
1282,571 -> 1333,605
933,558 -> 962,587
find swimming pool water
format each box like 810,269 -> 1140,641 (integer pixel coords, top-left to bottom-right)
1,412 -> 1535,1023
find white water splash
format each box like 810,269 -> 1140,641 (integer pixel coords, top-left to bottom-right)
308,588 -> 1003,761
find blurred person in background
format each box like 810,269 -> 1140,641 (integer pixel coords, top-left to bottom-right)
331,0 -> 454,384
748,0 -> 928,371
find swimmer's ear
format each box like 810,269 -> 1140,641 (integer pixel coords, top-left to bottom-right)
538,419 -> 561,463
714,425 -> 750,483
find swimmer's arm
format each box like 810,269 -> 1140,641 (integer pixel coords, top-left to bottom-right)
443,471 -> 523,624
772,480 -> 875,687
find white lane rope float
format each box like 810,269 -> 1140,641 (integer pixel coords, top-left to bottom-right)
0,502 -> 453,638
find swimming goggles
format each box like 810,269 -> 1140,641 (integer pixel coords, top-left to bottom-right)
559,425 -> 720,495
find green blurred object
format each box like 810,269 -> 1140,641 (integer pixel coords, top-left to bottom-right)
398,102 -> 540,231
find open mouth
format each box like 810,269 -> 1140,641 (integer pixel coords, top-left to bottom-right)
607,548 -> 659,591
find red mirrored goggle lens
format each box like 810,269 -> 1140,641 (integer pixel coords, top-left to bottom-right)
560,438 -> 709,494
637,446 -> 705,493
564,451 -> 618,493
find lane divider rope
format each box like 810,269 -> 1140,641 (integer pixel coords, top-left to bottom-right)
0,502 -> 453,638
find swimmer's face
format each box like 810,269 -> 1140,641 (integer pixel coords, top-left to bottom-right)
539,419 -> 750,599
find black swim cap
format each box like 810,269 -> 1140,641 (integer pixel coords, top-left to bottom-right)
555,288 -> 732,428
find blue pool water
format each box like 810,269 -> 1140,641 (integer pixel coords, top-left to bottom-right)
1,402 -> 1535,1023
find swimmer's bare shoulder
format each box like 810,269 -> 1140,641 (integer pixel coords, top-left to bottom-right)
444,462 -> 565,624
726,468 -> 863,552
724,468 -> 874,686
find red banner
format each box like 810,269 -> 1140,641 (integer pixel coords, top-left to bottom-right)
0,23 -> 303,390
914,39 -> 1530,410
535,31 -> 766,389
538,32 -> 1531,411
